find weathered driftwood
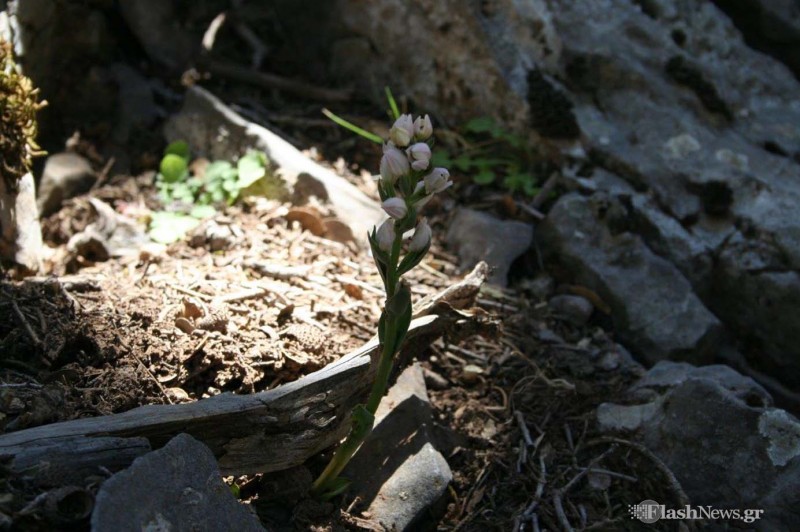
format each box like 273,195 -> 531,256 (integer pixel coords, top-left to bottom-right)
0,263 -> 488,477
6,436 -> 151,488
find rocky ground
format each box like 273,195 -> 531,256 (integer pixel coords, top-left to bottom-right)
2,0 -> 800,530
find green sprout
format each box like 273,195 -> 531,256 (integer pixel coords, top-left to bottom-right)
310,112 -> 450,499
149,143 -> 278,244
434,116 -> 541,196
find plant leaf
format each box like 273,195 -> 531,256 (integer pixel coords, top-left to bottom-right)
190,205 -> 216,219
148,211 -> 201,244
236,152 -> 267,188
473,169 -> 495,185
322,108 -> 383,144
385,86 -> 400,120
164,140 -> 190,160
159,154 -> 188,184
465,116 -> 495,134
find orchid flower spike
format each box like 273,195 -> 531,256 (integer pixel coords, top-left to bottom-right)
408,218 -> 432,252
380,143 -> 410,184
389,114 -> 414,147
414,114 -> 433,140
406,142 -> 432,171
375,218 -> 396,252
382,197 -> 408,219
423,167 -> 452,194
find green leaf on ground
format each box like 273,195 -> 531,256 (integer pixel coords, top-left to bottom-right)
148,211 -> 201,244
159,154 -> 188,184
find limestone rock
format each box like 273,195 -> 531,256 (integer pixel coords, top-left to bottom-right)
91,433 -> 264,532
37,153 -> 96,217
538,193 -> 722,364
446,208 -> 532,286
344,364 -> 452,531
597,363 -> 799,530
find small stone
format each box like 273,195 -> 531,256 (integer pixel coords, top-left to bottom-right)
588,471 -> 612,491
423,367 -> 449,390
537,329 -> 565,344
461,364 -> 483,384
597,351 -> 620,371
37,152 -> 96,216
165,387 -> 190,402
524,274 -> 555,300
345,365 -> 452,531
549,294 -> 594,327
446,208 -> 532,286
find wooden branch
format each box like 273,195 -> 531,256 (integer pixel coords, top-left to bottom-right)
0,263 -> 488,477
199,57 -> 352,103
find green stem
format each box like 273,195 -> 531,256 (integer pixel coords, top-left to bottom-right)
309,415 -> 369,496
310,230 -> 404,497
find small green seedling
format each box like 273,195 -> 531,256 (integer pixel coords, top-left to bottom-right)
434,116 -> 541,196
149,143 -> 274,243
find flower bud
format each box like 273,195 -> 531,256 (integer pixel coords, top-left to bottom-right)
389,114 -> 414,147
408,218 -> 432,252
406,142 -> 432,171
380,143 -> 410,184
414,114 -> 433,140
375,218 -> 396,252
382,197 -> 408,219
423,167 -> 452,194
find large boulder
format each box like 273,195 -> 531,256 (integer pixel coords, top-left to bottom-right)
597,361 -> 800,530
538,193 -> 722,365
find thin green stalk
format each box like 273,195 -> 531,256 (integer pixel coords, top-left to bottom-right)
321,108 -> 383,144
365,340 -> 396,413
310,231 -> 403,497
385,86 -> 400,120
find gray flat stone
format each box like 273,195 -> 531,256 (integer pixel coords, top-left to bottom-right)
344,364 -> 452,531
446,208 -> 532,286
91,433 -> 264,532
598,362 -> 800,530
538,193 -> 722,365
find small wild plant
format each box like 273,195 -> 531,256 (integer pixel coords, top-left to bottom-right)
310,112 -> 452,498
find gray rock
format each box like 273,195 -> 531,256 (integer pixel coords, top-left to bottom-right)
0,172 -> 43,272
538,193 -> 721,365
118,0 -> 198,71
315,0 -> 562,129
37,153 -> 96,217
345,364 -> 452,531
92,433 -> 264,532
548,1 -> 800,387
548,294 -> 593,326
109,63 -> 161,145
446,208 -> 532,286
164,86 -> 383,243
598,363 -> 800,530
630,360 -> 772,406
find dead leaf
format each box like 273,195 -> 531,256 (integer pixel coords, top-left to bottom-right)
323,219 -> 355,243
343,282 -> 363,300
286,207 -> 325,236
